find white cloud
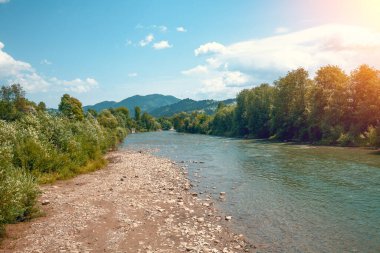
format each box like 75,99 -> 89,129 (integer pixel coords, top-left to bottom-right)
125,39 -> 132,46
176,26 -> 187,32
195,24 -> 380,75
194,42 -> 226,56
275,27 -> 289,34
152,40 -> 173,50
139,34 -> 154,47
0,41 -> 98,94
40,59 -> 52,65
222,71 -> 251,87
182,65 -> 209,75
187,24 -> 380,99
157,25 -> 168,32
0,0 -> 10,3
128,72 -> 138,77
50,77 -> 98,93
0,42 -> 31,77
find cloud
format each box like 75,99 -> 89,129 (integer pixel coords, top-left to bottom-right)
188,24 -> 380,99
222,71 -> 251,87
176,26 -> 187,32
182,65 -> 209,75
50,77 -> 98,93
0,41 -> 98,94
152,40 -> 172,50
139,34 -> 154,47
156,25 -> 168,32
275,27 -> 289,34
0,0 -> 10,3
194,42 -> 226,56
195,24 -> 380,75
128,72 -> 138,77
125,39 -> 133,46
135,24 -> 168,32
40,59 -> 52,65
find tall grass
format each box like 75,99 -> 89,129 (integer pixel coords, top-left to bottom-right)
0,112 -> 127,234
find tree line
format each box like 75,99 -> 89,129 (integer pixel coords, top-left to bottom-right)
0,84 -> 161,234
171,64 -> 380,147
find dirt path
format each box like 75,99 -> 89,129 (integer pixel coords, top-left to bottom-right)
0,150 -> 253,253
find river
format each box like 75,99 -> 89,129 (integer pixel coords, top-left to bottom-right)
122,131 -> 380,253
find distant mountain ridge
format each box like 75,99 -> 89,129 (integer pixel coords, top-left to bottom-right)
83,94 -> 236,117
83,94 -> 181,115
150,98 -> 236,117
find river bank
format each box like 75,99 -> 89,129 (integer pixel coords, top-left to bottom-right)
0,150 -> 253,253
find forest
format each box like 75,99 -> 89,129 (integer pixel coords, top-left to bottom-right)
0,84 -> 160,234
171,64 -> 380,147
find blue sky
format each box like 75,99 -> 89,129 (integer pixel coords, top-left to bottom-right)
1,0 -> 380,107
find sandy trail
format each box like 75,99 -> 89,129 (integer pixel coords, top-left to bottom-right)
0,150 -> 253,253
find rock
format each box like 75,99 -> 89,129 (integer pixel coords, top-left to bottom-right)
41,199 -> 50,205
191,192 -> 198,197
225,216 -> 232,221
220,192 -> 226,196
120,178 -> 124,181
197,217 -> 204,223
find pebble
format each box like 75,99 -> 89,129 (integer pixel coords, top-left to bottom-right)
41,199 -> 50,205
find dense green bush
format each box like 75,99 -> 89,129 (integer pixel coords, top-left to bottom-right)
0,86 -> 133,235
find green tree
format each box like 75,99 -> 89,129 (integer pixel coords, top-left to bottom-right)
134,106 -> 141,122
308,65 -> 349,142
350,65 -> 380,134
0,84 -> 29,121
58,94 -> 84,121
271,68 -> 311,140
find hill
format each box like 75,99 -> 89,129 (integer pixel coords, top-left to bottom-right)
150,98 -> 236,117
83,94 -> 180,115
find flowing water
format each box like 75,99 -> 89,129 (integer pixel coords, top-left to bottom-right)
122,131 -> 380,253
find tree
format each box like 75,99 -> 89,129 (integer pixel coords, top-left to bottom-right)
0,84 -> 31,121
134,106 -> 141,122
308,65 -> 349,142
271,68 -> 311,140
37,101 -> 47,112
58,94 -> 84,121
246,84 -> 274,138
350,65 -> 380,134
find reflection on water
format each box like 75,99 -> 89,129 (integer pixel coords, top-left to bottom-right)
122,131 -> 380,253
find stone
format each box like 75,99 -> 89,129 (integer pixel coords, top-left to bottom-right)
197,217 -> 204,223
42,199 -> 50,205
225,216 -> 232,221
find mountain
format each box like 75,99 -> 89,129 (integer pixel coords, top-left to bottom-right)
150,98 -> 236,117
83,94 -> 181,115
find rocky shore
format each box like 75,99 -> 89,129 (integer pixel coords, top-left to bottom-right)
0,150 -> 253,253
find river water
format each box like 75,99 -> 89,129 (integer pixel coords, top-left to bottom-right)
122,131 -> 380,253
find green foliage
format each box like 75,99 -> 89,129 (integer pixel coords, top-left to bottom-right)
211,105 -> 236,136
134,106 -> 141,121
171,112 -> 211,134
172,64 -> 380,148
58,94 -> 84,121
0,85 -> 133,235
157,117 -> 173,130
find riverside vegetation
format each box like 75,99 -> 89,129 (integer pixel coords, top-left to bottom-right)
171,64 -> 380,148
0,84 -> 161,235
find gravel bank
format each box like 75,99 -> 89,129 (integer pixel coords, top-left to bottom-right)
0,150 -> 253,253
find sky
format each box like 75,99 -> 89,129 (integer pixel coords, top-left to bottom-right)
1,0 -> 380,108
